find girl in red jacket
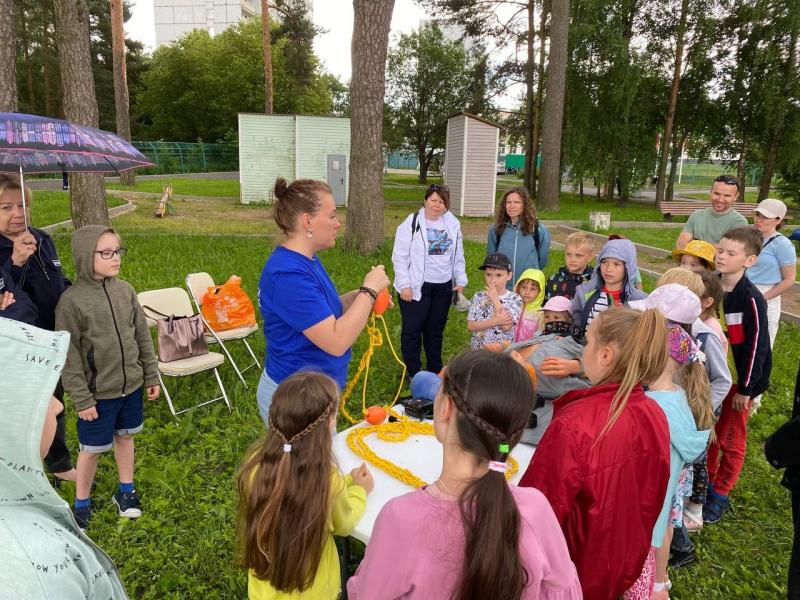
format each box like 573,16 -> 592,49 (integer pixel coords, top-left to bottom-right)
519,307 -> 671,600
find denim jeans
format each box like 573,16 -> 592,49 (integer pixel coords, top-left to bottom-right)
256,371 -> 280,426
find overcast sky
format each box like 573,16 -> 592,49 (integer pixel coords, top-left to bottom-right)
126,0 -> 430,82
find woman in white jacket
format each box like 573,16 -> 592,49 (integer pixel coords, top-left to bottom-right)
392,184 -> 468,377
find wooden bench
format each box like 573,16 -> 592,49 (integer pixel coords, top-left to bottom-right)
659,201 -> 757,221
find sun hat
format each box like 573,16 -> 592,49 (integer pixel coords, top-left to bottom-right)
479,253 -> 512,271
628,283 -> 701,325
671,240 -> 716,270
542,296 -> 574,315
755,198 -> 787,220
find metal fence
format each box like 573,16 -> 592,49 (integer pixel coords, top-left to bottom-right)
673,159 -> 762,188
132,141 -> 238,174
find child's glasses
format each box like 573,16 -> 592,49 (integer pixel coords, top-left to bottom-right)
95,247 -> 128,259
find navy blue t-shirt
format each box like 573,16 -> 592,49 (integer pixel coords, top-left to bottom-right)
259,246 -> 350,388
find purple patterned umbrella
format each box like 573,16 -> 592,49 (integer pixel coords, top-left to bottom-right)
0,112 -> 153,173
0,112 -> 154,225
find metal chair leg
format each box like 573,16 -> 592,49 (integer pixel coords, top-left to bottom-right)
216,338 -> 248,388
243,338 -> 261,369
159,373 -> 178,419
213,367 -> 231,411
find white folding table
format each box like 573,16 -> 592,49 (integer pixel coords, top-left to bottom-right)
333,416 -> 536,544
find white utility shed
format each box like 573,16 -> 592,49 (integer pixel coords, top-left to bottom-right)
443,112 -> 500,217
238,114 -> 350,205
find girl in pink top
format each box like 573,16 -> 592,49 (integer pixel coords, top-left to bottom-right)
347,349 -> 582,599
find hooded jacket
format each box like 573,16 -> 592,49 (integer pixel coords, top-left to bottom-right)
487,220 -> 551,290
0,317 -> 128,599
514,268 -> 546,341
692,318 -> 732,412
519,382 -> 670,600
0,227 -> 70,330
55,226 -> 158,412
572,239 -> 647,336
647,388 -> 711,547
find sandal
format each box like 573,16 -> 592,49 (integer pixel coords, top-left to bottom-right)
702,492 -> 729,524
683,508 -> 703,532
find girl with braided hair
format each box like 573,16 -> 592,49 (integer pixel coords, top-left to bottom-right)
519,308 -> 672,600
236,371 -> 373,599
348,349 -> 581,599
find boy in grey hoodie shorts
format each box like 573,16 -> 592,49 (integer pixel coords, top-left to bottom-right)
55,225 -> 160,530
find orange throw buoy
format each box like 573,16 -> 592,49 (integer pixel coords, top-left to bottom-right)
373,288 -> 390,316
364,405 -> 387,425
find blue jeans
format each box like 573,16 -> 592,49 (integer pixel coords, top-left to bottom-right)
256,371 -> 280,426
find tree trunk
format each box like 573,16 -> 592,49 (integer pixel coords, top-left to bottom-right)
0,0 -> 17,111
42,0 -> 54,115
736,137 -> 746,188
537,0 -> 569,211
666,132 -> 688,201
54,0 -> 108,228
655,0 -> 688,207
110,0 -> 134,186
523,0 -> 534,192
758,18 -> 797,201
261,0 -> 273,114
530,0 -> 547,198
345,0 -> 394,253
19,10 -> 36,111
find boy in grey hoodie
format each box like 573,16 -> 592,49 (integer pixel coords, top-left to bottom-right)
571,238 -> 648,339
55,225 -> 159,530
0,316 -> 128,599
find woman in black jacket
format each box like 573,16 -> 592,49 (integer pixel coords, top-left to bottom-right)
765,362 -> 800,599
0,174 -> 76,485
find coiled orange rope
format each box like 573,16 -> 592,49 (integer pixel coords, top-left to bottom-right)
339,316 -> 518,487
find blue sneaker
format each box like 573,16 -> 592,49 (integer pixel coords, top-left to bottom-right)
73,504 -> 94,531
702,491 -> 729,524
112,489 -> 142,519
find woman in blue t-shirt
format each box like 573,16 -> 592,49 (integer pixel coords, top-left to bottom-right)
747,199 -> 797,349
256,178 -> 390,423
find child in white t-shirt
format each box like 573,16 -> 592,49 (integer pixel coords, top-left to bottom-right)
468,253 -> 523,348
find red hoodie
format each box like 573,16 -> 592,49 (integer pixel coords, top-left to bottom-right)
519,382 -> 670,600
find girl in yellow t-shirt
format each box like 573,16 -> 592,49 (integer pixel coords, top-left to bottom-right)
236,371 -> 373,599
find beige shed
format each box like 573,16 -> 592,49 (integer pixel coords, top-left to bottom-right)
443,112 -> 500,217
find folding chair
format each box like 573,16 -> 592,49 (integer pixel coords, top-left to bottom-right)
138,287 -> 231,418
185,272 -> 261,388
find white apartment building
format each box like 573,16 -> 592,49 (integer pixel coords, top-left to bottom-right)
154,0 -> 312,47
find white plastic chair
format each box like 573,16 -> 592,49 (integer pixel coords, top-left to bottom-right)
185,272 -> 261,388
138,287 -> 231,418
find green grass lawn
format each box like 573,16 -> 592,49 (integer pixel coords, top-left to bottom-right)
40,196 -> 798,598
30,190 -> 125,229
107,177 -> 241,197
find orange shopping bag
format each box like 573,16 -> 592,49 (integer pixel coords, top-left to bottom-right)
201,275 -> 257,331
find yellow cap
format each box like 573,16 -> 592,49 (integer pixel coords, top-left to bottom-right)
672,240 -> 716,270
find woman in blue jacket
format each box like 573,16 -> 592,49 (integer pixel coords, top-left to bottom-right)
487,187 -> 551,290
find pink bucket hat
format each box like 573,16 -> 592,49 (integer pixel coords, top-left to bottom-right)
628,284 -> 701,324
542,296 -> 574,315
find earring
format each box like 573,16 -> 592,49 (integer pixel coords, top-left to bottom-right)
306,230 -> 313,238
